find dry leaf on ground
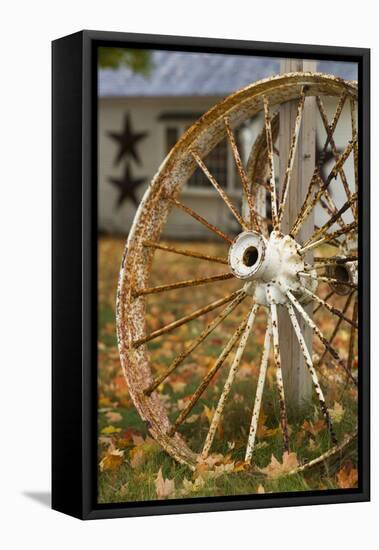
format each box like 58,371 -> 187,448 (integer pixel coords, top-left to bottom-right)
155,468 -> 175,499
337,462 -> 358,488
259,452 -> 299,478
99,448 -> 124,472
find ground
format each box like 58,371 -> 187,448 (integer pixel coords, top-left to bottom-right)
97,235 -> 358,504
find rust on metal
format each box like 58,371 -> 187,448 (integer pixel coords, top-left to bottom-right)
287,290 -> 357,386
143,291 -> 246,394
245,317 -> 271,462
263,96 -> 279,231
133,271 -> 234,297
168,313 -> 250,436
301,286 -> 358,328
116,72 -> 358,469
303,193 -> 357,248
270,304 -> 290,452
202,303 -> 259,458
300,221 -> 358,253
191,150 -> 249,231
168,195 -> 233,244
278,87 -> 306,224
286,302 -> 337,444
299,271 -> 358,291
224,116 -> 259,231
135,289 -> 242,348
318,291 -> 355,366
143,239 -> 228,264
316,95 -> 357,221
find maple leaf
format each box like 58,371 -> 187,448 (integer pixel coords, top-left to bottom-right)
302,418 -> 326,436
181,476 -> 205,495
155,468 -> 175,499
259,452 -> 299,478
329,402 -> 345,423
99,448 -> 124,472
337,462 -> 358,488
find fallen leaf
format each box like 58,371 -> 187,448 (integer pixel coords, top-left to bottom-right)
257,484 -> 265,494
155,468 -> 175,499
99,448 -> 124,472
105,411 -> 122,423
302,418 -> 326,436
329,402 -> 345,423
337,462 -> 358,488
181,476 -> 205,495
101,425 -> 122,435
259,452 -> 299,479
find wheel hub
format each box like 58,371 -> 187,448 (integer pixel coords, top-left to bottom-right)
228,231 -> 317,306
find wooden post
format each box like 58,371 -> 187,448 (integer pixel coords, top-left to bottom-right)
278,59 -> 316,411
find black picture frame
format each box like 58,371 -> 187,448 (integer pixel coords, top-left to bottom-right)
52,30 -> 370,520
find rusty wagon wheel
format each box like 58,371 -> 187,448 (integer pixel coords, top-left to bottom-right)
116,72 -> 358,471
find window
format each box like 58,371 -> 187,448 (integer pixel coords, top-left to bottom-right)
162,115 -> 240,194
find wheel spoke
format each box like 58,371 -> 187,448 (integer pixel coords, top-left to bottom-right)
325,138 -> 356,187
224,116 -> 259,231
318,291 -> 354,365
298,271 -> 358,291
300,287 -> 357,328
133,272 -> 234,297
270,304 -> 290,452
313,255 -> 357,265
288,431 -> 357,476
245,317 -> 271,462
302,193 -> 357,248
143,291 -> 246,393
135,289 -> 242,348
286,303 -> 337,444
191,150 -> 248,230
291,139 -> 355,237
319,92 -> 347,154
201,303 -> 259,458
299,221 -> 357,254
314,289 -> 334,314
263,96 -> 279,230
286,290 -> 357,386
316,95 -> 357,221
168,312 -> 251,436
143,239 -> 228,265
168,196 -> 233,244
278,88 -> 306,225
290,169 -> 321,236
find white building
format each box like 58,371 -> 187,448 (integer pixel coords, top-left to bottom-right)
98,51 -> 357,239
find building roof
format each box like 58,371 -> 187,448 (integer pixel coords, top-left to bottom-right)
99,50 -> 358,98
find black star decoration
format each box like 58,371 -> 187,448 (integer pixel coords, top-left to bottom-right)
108,163 -> 146,209
108,113 -> 148,166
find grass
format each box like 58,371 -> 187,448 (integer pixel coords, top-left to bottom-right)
97,235 -> 358,504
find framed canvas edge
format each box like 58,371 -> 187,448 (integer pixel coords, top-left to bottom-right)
52,30 -> 370,521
